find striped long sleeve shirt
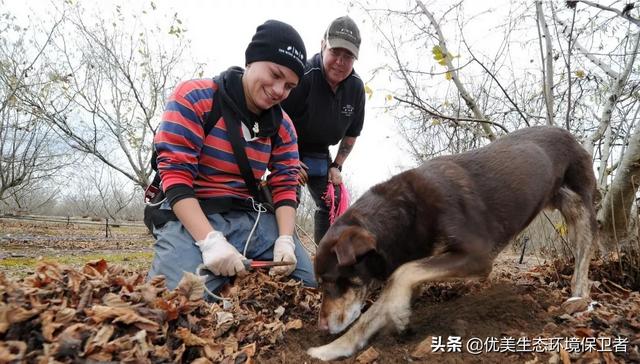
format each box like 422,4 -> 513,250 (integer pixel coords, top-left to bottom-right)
154,77 -> 300,209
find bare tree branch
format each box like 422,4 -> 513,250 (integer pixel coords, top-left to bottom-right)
394,95 -> 509,133
577,0 -> 640,28
415,0 -> 496,140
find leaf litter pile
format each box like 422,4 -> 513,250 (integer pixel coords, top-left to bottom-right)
0,259 -> 319,363
1,255 -> 640,363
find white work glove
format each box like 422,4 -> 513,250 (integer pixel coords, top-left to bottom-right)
270,235 -> 297,276
195,231 -> 246,277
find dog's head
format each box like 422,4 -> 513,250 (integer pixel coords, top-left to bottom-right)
314,216 -> 386,334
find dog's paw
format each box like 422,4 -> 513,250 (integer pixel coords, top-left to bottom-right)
386,295 -> 411,331
307,343 -> 353,361
390,311 -> 411,332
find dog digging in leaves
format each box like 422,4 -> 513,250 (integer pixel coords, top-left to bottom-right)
307,126 -> 598,361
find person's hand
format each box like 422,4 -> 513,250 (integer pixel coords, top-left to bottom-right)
298,161 -> 309,185
195,231 -> 246,277
328,166 -> 342,185
270,235 -> 297,276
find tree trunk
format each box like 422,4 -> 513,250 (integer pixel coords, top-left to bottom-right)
536,1 -> 555,126
598,122 -> 640,243
594,33 -> 640,244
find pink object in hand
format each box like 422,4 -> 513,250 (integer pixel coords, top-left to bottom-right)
323,182 -> 350,225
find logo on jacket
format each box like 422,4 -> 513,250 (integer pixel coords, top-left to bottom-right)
341,104 -> 354,117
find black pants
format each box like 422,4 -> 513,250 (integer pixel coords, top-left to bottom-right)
306,174 -> 341,243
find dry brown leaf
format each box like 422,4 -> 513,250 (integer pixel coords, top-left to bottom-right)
411,336 -> 437,358
50,323 -> 89,358
561,297 -> 589,314
87,305 -> 159,332
240,342 -> 257,357
102,293 -> 131,307
559,347 -> 571,364
30,260 -> 64,287
55,307 -> 76,324
40,310 -> 63,341
76,282 -> 94,312
152,344 -> 172,360
284,319 -> 303,331
102,335 -> 135,355
602,351 -> 618,364
175,272 -> 205,301
274,305 -> 285,319
579,351 -> 602,363
174,327 -> 209,346
192,358 -> 213,364
0,304 -> 44,334
0,305 -> 8,334
140,283 -> 161,304
203,343 -> 225,362
0,340 -> 26,362
132,329 -> 151,356
356,346 -> 379,363
153,298 -> 179,321
148,275 -> 166,287
215,311 -> 235,338
65,269 -> 85,294
83,324 -> 115,356
223,337 -> 239,356
118,345 -> 147,363
574,327 -> 595,337
86,351 -> 114,361
84,259 -> 108,275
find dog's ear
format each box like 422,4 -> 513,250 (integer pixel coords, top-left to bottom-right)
331,226 -> 377,267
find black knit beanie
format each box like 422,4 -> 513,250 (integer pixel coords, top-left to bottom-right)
245,20 -> 307,80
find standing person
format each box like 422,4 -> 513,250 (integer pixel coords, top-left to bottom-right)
282,16 -> 365,243
147,20 -> 316,298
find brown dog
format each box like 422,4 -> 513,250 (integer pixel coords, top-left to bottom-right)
307,126 -> 597,361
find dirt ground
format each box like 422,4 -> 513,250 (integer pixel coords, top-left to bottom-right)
1,217 -> 639,363
261,254 -> 639,364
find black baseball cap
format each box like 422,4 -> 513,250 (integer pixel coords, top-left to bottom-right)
324,16 -> 361,58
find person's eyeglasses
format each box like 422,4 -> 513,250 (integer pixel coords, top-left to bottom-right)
328,48 -> 356,63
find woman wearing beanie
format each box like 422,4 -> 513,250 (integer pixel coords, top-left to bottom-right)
147,20 -> 316,298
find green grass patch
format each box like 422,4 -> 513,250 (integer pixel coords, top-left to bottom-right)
55,251 -> 154,266
0,251 -> 153,279
1,256 -> 39,269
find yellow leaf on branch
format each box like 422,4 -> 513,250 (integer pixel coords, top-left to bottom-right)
364,84 -> 373,100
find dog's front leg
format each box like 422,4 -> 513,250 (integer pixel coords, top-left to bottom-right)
307,301 -> 390,360
308,253 -> 492,361
307,283 -> 411,361
308,263 -> 421,361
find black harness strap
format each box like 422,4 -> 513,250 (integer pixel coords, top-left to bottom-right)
222,104 -> 263,201
145,78 -> 222,202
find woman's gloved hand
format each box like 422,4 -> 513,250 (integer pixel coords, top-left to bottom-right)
270,235 -> 297,276
195,231 -> 246,276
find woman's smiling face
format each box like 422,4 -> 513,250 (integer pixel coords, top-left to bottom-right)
243,61 -> 299,114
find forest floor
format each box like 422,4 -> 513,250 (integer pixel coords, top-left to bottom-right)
1,216 -> 639,363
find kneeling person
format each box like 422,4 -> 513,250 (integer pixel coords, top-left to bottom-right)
147,20 -> 316,297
